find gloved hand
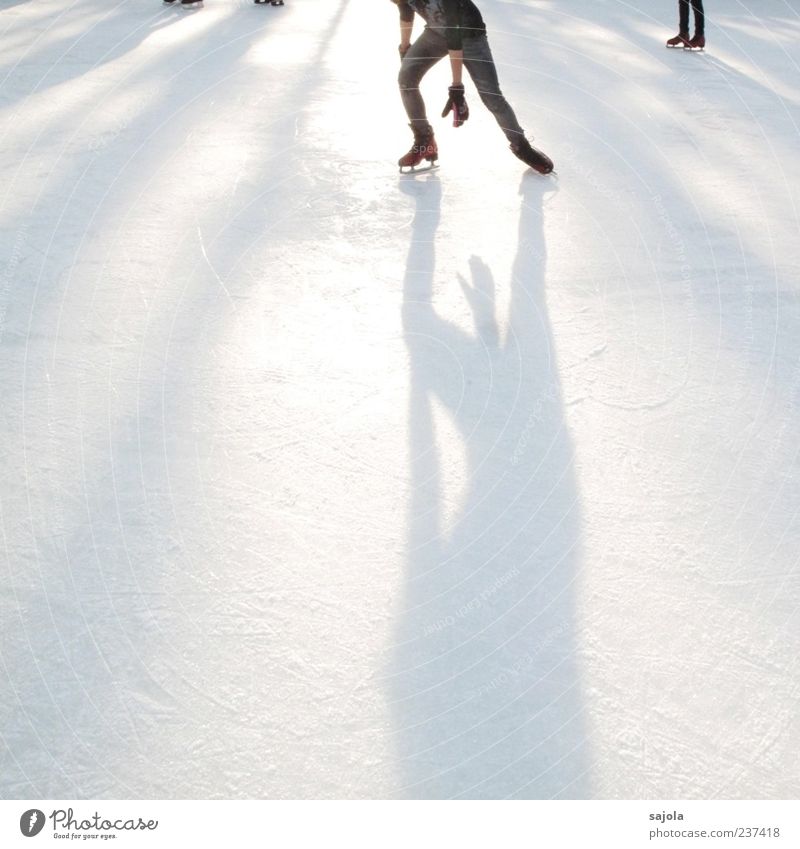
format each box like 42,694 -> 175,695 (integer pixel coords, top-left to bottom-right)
441,83 -> 469,127
398,43 -> 411,59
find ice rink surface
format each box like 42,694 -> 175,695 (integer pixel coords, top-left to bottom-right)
1,0 -> 799,798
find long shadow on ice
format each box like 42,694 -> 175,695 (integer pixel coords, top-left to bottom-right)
0,1 -> 351,799
0,3 -> 178,111
388,175 -> 590,799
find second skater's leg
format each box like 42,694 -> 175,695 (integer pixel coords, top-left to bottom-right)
678,0 -> 692,37
685,0 -> 705,49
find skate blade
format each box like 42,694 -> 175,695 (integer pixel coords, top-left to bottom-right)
526,160 -> 555,176
399,162 -> 439,175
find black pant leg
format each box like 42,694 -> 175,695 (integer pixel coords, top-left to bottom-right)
692,0 -> 705,36
679,0 -> 690,33
398,29 -> 449,132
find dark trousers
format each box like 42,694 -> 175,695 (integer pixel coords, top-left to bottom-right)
398,28 -> 524,141
679,0 -> 705,35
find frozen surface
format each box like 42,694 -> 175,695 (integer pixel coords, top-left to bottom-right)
1,0 -> 799,798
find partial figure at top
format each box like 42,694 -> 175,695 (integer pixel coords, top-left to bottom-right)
666,0 -> 706,50
162,0 -> 286,8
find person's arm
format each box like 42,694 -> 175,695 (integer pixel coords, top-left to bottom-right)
442,0 -> 465,82
395,1 -> 415,56
400,18 -> 413,54
448,50 -> 463,84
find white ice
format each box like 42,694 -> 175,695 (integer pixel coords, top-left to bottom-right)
1,0 -> 799,799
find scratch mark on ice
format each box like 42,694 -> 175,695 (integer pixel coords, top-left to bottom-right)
197,226 -> 235,309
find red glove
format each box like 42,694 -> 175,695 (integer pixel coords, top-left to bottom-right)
441,84 -> 469,127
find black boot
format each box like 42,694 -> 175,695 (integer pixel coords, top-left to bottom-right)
510,136 -> 554,175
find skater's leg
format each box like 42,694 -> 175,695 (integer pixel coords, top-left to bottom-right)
691,0 -> 705,36
398,29 -> 448,134
463,35 -> 553,173
462,35 -> 525,142
678,0 -> 691,34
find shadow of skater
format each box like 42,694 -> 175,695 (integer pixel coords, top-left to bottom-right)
388,174 -> 590,799
1,6 -> 179,112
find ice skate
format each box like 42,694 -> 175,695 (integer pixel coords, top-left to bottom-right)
685,34 -> 705,50
398,125 -> 438,173
666,31 -> 691,48
510,136 -> 554,175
